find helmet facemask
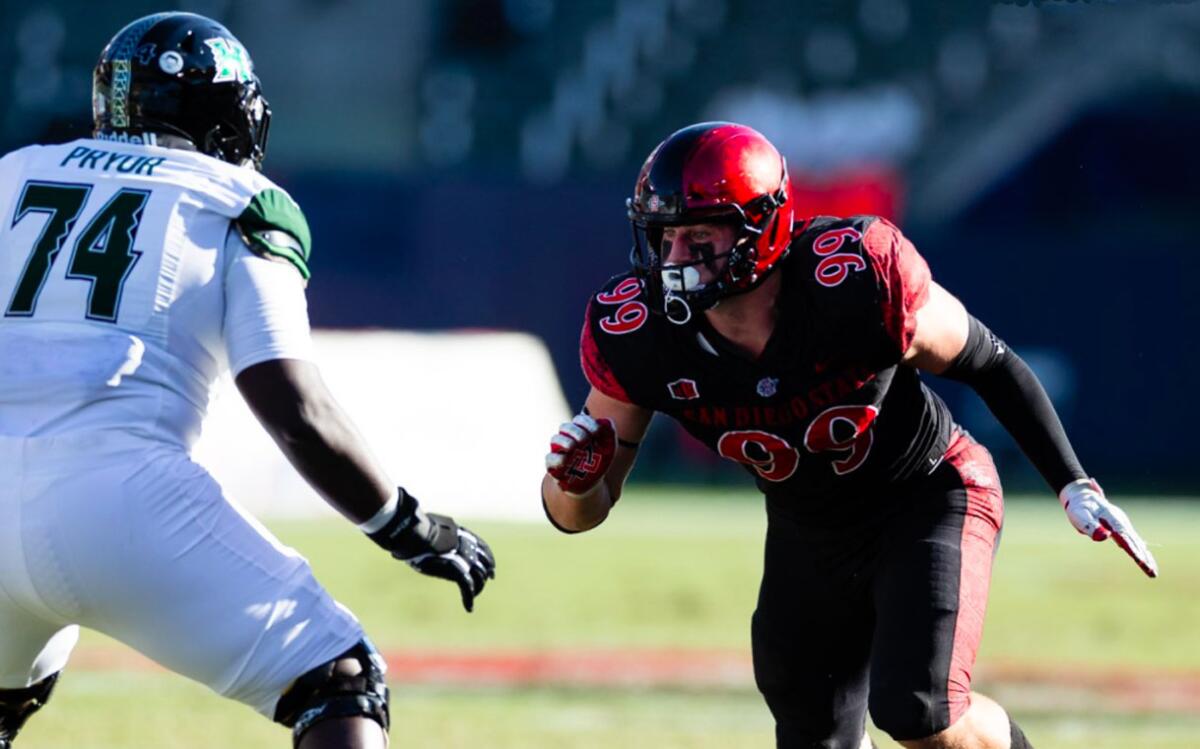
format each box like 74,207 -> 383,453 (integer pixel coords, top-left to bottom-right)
629,185 -> 788,325
205,81 -> 271,169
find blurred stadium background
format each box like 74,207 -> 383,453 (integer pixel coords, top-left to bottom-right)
2,0 -> 1198,747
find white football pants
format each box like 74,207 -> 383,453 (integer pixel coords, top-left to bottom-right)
0,432 -> 365,718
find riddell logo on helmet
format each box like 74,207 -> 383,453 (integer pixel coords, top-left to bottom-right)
96,130 -> 158,146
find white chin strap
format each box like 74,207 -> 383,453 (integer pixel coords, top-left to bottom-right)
662,266 -> 704,293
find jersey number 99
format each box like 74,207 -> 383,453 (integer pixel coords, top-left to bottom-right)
803,404 -> 879,475
596,277 -> 648,335
811,226 -> 866,288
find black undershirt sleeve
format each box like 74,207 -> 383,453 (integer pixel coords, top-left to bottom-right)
939,316 -> 1087,493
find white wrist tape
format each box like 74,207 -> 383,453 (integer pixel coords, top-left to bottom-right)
358,487 -> 401,534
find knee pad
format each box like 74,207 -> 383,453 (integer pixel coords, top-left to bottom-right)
0,671 -> 60,746
273,640 -> 389,747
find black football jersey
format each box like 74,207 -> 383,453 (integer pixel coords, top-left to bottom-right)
581,215 -> 956,523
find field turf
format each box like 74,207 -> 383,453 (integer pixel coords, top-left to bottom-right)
16,489 -> 1200,748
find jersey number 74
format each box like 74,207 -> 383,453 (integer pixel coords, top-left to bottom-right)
5,180 -> 149,323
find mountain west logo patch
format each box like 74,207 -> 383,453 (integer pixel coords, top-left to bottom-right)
756,377 -> 779,398
668,378 -> 700,400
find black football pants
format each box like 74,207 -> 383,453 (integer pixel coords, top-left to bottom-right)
752,433 -> 1003,748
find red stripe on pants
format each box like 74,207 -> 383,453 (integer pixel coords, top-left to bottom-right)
943,433 -> 1004,726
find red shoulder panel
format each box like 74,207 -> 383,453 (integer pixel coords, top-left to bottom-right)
579,299 -> 634,404
861,217 -> 931,354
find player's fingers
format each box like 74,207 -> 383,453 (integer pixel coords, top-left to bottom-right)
431,556 -> 477,612
460,529 -> 496,577
559,422 -> 590,443
550,433 -> 577,453
458,577 -> 475,612
545,451 -> 565,471
469,557 -> 494,585
1091,505 -> 1125,541
444,551 -> 472,579
1101,518 -> 1159,578
572,413 -> 600,434
475,540 -> 496,577
470,564 -> 488,595
1111,531 -> 1158,577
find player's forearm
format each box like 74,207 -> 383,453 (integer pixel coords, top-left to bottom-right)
541,473 -> 613,533
940,316 -> 1086,493
971,358 -> 1085,491
236,359 -> 394,523
267,394 -> 396,522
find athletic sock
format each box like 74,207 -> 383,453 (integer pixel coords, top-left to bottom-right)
1010,717 -> 1033,749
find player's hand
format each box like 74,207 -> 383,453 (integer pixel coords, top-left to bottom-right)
1059,478 -> 1158,578
401,514 -> 496,613
545,413 -> 616,496
367,489 -> 497,612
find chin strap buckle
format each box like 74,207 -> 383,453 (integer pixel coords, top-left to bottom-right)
664,291 -> 692,325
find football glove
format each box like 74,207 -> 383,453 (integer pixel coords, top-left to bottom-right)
1059,478 -> 1158,578
367,488 -> 496,612
545,413 -> 616,496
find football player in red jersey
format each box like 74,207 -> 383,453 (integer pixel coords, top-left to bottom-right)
542,122 -> 1157,749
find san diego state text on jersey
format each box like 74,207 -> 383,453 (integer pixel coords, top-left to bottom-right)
581,215 -> 955,521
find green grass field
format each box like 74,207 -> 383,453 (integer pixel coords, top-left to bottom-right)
17,489 -> 1200,748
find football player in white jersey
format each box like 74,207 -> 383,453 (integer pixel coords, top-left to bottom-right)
0,12 -> 494,748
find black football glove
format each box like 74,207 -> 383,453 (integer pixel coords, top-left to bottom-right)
367,488 -> 496,612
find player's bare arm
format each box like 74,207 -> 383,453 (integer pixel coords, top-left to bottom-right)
237,358 -> 395,523
238,358 -> 496,611
542,388 -> 652,532
902,281 -> 1158,577
899,282 -> 969,374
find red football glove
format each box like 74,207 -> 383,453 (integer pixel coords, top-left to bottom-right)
1059,478 -> 1158,578
545,414 -> 616,496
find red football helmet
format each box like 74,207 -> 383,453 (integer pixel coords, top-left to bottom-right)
627,122 -> 794,323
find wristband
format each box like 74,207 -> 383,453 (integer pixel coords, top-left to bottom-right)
357,487 -> 401,533
365,488 -> 434,559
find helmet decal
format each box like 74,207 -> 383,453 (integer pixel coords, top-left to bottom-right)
205,38 -> 254,84
105,13 -> 172,129
158,51 -> 184,75
133,43 -> 157,66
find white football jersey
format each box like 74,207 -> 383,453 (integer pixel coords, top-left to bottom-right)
0,137 -> 314,448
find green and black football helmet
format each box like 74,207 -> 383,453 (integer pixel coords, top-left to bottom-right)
92,12 -> 271,169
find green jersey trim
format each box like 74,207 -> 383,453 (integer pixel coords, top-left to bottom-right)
236,188 -> 312,280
